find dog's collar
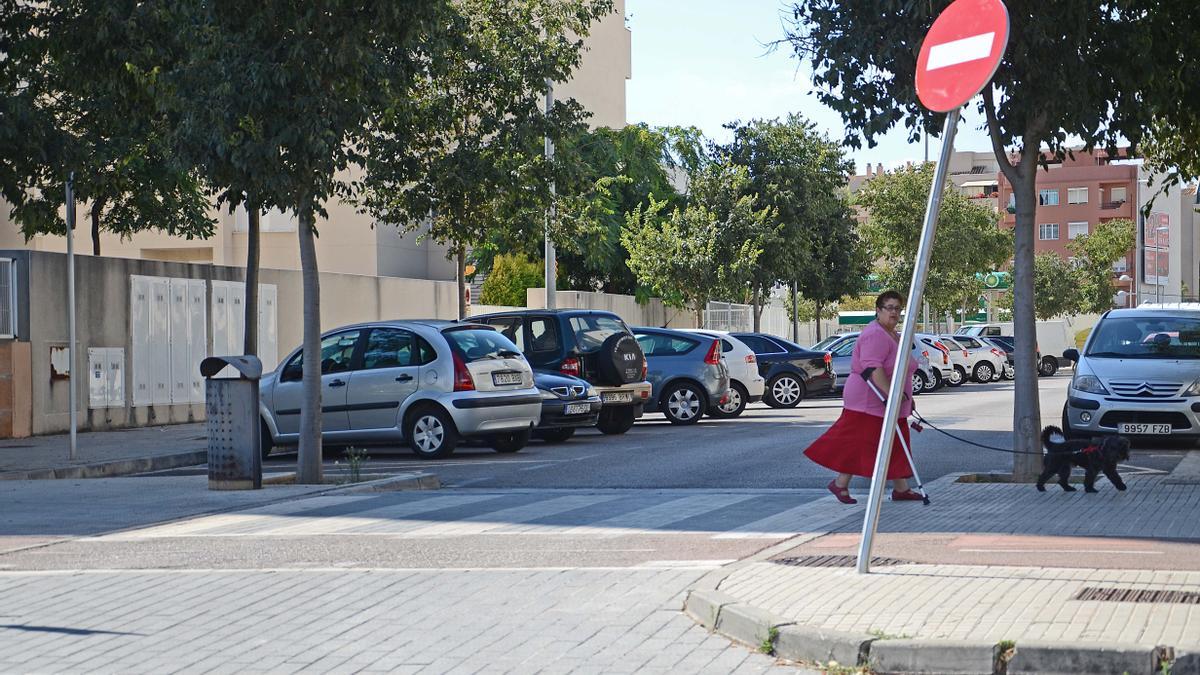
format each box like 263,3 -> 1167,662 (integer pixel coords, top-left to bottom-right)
1082,445 -> 1100,454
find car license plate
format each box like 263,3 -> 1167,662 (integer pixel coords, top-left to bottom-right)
602,391 -> 633,403
564,403 -> 591,416
1118,423 -> 1172,435
492,372 -> 523,386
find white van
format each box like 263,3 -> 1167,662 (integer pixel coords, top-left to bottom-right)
956,320 -> 1072,375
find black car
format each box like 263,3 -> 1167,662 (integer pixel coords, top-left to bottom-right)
532,371 -> 602,443
981,335 -> 1041,377
470,309 -> 652,434
729,332 -> 834,408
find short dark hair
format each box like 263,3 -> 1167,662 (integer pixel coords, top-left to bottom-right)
876,290 -> 905,309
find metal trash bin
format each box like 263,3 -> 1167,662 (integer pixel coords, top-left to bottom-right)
200,355 -> 263,490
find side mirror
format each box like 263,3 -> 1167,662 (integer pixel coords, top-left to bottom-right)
1062,348 -> 1079,362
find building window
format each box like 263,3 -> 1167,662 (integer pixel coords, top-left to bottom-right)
1039,223 -> 1059,240
0,258 -> 13,338
1068,221 -> 1089,239
1038,189 -> 1059,206
1067,187 -> 1088,204
1112,256 -> 1128,273
1109,186 -> 1127,202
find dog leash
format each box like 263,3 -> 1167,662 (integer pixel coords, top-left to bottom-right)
909,411 -> 1046,455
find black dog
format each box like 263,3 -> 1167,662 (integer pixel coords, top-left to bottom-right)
1037,426 -> 1131,493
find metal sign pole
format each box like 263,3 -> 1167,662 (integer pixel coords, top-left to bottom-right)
544,77 -> 557,310
856,109 -> 960,574
66,173 -> 78,461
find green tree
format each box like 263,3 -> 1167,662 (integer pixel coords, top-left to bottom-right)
0,2 -> 214,255
1069,219 -> 1136,314
480,253 -> 543,307
622,162 -> 774,325
783,0 -> 1200,476
855,164 -> 1011,318
146,0 -> 449,483
722,115 -> 866,331
361,0 -> 611,319
996,253 -> 1083,320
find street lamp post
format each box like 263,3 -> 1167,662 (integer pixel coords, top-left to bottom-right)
1118,274 -> 1134,308
1155,225 -> 1169,304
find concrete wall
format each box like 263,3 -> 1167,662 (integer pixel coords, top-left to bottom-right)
527,288 -> 697,329
5,250 -> 461,437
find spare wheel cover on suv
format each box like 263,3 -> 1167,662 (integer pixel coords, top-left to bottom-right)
595,333 -> 644,386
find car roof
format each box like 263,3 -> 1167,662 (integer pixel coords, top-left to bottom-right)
471,308 -> 622,318
329,319 -> 492,332
1108,304 -> 1200,317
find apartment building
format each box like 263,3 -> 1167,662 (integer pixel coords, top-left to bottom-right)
0,1 -> 632,282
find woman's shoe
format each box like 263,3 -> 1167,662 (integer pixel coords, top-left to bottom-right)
828,480 -> 858,504
892,489 -> 925,501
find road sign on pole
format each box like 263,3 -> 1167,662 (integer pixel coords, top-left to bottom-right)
856,0 -> 1010,575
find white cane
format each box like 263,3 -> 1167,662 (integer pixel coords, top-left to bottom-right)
867,379 -> 930,505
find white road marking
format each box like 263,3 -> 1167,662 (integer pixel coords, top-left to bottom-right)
958,549 -> 1163,555
927,32 -> 996,71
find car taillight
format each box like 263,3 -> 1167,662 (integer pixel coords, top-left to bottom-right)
452,352 -> 475,391
962,349 -> 969,358
744,353 -> 756,364
560,356 -> 582,377
640,358 -> 648,380
704,340 -> 721,365
991,348 -> 1004,357
922,350 -> 929,359
823,352 -> 832,365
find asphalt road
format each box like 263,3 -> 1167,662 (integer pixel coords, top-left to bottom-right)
241,373 -> 1183,489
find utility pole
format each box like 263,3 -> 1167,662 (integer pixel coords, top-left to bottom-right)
66,173 -> 78,460
544,78 -> 557,309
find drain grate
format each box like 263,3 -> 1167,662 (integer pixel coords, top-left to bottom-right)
773,554 -> 910,568
1074,587 -> 1200,604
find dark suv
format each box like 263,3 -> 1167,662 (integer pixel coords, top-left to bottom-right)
470,309 -> 652,434
730,332 -> 835,407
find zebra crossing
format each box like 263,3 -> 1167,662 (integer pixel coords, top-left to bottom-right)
95,488 -> 857,542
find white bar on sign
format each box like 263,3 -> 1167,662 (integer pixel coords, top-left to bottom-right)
926,32 -> 995,71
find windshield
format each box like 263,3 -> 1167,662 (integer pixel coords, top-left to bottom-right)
811,335 -> 841,350
443,328 -> 522,362
1086,316 -> 1200,359
569,315 -> 628,352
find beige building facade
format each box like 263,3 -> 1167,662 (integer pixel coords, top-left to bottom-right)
0,1 -> 631,281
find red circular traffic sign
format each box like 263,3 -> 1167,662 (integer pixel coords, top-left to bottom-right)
915,0 -> 1010,113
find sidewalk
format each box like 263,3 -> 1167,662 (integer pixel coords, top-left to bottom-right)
687,460 -> 1200,674
0,423 -> 208,480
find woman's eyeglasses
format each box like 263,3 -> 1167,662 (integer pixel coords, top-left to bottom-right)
879,304 -> 903,312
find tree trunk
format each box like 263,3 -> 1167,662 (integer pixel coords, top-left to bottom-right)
296,206 -> 323,484
1010,168 -> 1043,479
752,287 -> 762,332
456,247 -> 467,320
696,302 -> 704,329
243,201 -> 260,356
791,284 -> 799,342
90,196 -> 106,256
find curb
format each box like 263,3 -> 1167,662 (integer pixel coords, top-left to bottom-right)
0,450 -> 208,481
684,589 -> 1181,674
257,472 -> 441,492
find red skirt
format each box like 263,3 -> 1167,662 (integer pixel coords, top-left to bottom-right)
804,408 -> 914,479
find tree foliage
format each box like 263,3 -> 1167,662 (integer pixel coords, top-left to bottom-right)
1069,218 -> 1136,314
0,1 -> 214,254
996,253 -> 1082,320
622,161 -> 774,323
855,164 -> 1011,316
479,253 -> 543,307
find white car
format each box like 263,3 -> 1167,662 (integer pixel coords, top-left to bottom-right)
940,334 -> 1005,383
683,329 -> 765,417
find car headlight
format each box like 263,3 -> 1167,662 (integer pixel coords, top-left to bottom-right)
587,386 -> 599,398
539,389 -> 558,400
1184,378 -> 1200,396
1071,374 -> 1109,395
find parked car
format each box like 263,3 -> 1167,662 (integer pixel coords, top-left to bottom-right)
259,320 -> 541,460
935,335 -> 973,386
729,332 -> 834,407
916,333 -> 955,388
532,371 -> 602,443
632,327 -> 730,424
814,332 -> 937,395
682,329 -> 765,418
977,336 -> 1017,379
982,335 -> 1042,377
941,333 -> 1006,383
470,309 -> 652,435
957,320 -> 1070,375
1062,304 -> 1200,442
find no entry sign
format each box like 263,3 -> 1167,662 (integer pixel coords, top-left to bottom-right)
915,0 -> 1010,112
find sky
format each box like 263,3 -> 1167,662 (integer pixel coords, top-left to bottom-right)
624,0 -> 996,173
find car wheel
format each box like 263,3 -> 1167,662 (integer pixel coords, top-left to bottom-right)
947,365 -> 966,387
406,406 -> 458,459
1039,357 -> 1059,377
535,427 -> 576,443
490,429 -> 531,453
973,362 -> 994,383
662,382 -> 705,424
929,369 -> 944,390
911,371 -> 926,395
710,382 -> 748,419
765,374 -> 805,408
1061,403 -> 1083,440
260,418 -> 274,461
596,406 -> 636,435
1001,363 -> 1015,380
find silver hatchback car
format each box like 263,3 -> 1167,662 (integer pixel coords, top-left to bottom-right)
633,327 -> 731,424
259,320 -> 541,459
